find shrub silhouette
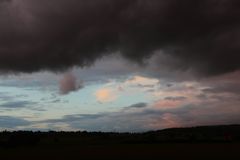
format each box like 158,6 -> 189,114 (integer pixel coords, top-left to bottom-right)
0,124 -> 239,148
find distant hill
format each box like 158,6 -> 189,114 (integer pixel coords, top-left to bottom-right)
0,124 -> 240,147
145,124 -> 240,142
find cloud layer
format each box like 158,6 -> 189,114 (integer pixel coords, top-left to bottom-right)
0,70 -> 239,131
0,0 -> 239,76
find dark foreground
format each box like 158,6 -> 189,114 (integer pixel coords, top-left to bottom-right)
1,125 -> 240,159
1,143 -> 240,159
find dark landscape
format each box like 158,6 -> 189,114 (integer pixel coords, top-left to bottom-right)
1,125 -> 240,159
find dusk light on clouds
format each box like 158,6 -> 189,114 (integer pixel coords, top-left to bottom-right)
0,0 -> 240,132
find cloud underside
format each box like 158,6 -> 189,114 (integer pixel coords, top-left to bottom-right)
0,0 -> 239,76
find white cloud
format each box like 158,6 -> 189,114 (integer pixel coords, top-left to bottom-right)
124,75 -> 159,87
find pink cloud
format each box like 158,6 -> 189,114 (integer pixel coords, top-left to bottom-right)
95,88 -> 117,103
59,72 -> 82,95
153,99 -> 186,109
147,113 -> 182,129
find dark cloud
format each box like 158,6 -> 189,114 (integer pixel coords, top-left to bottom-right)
0,0 -> 11,3
50,99 -> 61,103
137,84 -> 156,88
0,0 -> 239,75
201,70 -> 240,94
164,96 -> 187,101
0,92 -> 13,101
0,116 -> 30,129
203,85 -> 240,94
0,101 -> 37,109
126,102 -> 147,109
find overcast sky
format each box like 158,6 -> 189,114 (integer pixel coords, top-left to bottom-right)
0,0 -> 240,132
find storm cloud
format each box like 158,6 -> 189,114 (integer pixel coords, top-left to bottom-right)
0,0 -> 240,76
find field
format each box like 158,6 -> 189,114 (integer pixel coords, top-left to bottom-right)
1,125 -> 240,159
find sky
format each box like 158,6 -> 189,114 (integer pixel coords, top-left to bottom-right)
0,0 -> 240,132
